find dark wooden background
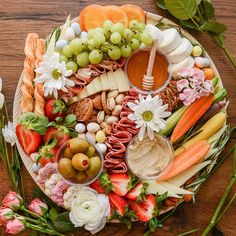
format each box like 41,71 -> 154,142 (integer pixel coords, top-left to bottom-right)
0,0 -> 236,235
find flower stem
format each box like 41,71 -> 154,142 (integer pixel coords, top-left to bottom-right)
21,206 -> 47,224
221,46 -> 236,70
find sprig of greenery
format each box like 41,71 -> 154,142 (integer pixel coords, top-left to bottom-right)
156,0 -> 236,70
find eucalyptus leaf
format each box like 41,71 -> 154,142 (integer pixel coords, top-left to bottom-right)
200,21 -> 227,34
156,0 -> 167,10
202,0 -> 215,19
180,20 -> 201,30
52,212 -> 75,233
164,0 -> 198,20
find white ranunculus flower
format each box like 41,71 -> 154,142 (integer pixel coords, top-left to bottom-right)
34,52 -> 74,99
2,122 -> 16,146
69,186 -> 110,234
0,92 -> 4,109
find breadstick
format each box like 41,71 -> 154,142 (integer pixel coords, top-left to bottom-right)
34,39 -> 46,115
21,33 -> 38,113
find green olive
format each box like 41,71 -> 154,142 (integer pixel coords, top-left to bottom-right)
85,145 -> 96,158
72,153 -> 90,171
64,147 -> 74,159
69,138 -> 89,153
75,171 -> 87,182
86,156 -> 101,178
58,158 -> 77,178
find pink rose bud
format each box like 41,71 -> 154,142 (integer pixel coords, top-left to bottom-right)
0,207 -> 14,226
5,218 -> 25,234
28,198 -> 48,216
2,192 -> 23,210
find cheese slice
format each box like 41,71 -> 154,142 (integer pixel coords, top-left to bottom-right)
78,89 -> 88,100
114,68 -> 130,93
93,77 -> 103,93
107,71 -> 118,90
59,15 -> 71,40
100,73 -> 110,91
158,181 -> 193,195
85,81 -> 96,96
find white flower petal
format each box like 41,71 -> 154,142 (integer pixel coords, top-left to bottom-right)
138,125 -> 146,141
0,92 -> 5,109
2,122 -> 16,146
147,125 -> 154,140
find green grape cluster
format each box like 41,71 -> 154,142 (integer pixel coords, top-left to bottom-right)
59,20 -> 153,71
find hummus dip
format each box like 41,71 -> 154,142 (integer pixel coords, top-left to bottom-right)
126,134 -> 173,179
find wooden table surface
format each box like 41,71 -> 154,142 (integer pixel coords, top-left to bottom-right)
0,0 -> 236,235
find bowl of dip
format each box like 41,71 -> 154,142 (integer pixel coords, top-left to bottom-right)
125,134 -> 174,180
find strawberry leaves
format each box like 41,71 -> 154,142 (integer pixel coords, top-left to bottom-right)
99,172 -> 112,194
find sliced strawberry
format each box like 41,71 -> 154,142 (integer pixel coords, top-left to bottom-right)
126,183 -> 143,201
90,179 -> 106,194
110,173 -> 129,196
45,98 -> 66,121
108,193 -> 128,217
43,127 -> 57,143
129,195 -> 156,222
39,146 -> 59,167
16,124 -> 42,155
56,130 -> 70,147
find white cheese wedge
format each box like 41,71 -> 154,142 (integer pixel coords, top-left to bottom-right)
107,71 -> 118,90
158,28 -> 182,54
168,56 -> 194,78
93,77 -> 103,93
114,68 -> 130,93
46,30 -> 57,57
100,73 -> 110,91
59,15 -> 71,40
77,89 -> 88,100
157,181 -> 193,195
142,180 -> 181,198
167,161 -> 211,187
166,38 -> 193,64
85,81 -> 96,96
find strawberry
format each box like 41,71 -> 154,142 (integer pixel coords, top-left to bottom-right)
45,99 -> 66,121
108,193 -> 128,217
126,183 -> 143,201
90,179 -> 106,194
43,126 -> 70,147
110,173 -> 129,196
129,195 -> 156,222
39,146 -> 59,166
16,124 -> 42,155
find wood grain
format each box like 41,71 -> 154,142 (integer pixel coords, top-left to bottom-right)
0,0 -> 236,235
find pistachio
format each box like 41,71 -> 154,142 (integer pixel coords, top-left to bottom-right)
107,97 -> 116,111
100,122 -> 107,129
115,94 -> 125,104
106,116 -> 118,125
112,105 -> 122,116
108,89 -> 119,98
97,111 -> 105,124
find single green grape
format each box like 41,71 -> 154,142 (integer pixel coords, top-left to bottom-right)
123,28 -> 133,39
108,46 -> 121,60
94,27 -> 106,35
129,20 -> 139,29
101,42 -> 111,53
103,20 -> 113,31
128,38 -> 140,51
133,32 -> 142,41
137,23 -> 146,31
88,39 -> 96,51
77,52 -> 89,67
87,29 -> 95,39
63,45 -> 73,58
59,55 -> 69,63
120,45 -> 132,58
69,38 -> 84,54
110,32 -> 122,44
141,31 -> 153,45
93,32 -> 106,45
110,23 -> 124,34
89,49 -> 103,64
66,61 -> 78,73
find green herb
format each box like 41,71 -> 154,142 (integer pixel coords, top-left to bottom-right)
155,0 -> 236,70
177,228 -> 200,236
18,112 -> 49,135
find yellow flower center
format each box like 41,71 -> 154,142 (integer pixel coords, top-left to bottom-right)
142,111 -> 153,122
52,69 -> 62,79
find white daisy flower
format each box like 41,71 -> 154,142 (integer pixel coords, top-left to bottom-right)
2,122 -> 16,146
128,94 -> 171,141
35,52 -> 75,99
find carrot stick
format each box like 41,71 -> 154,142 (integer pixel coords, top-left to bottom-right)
170,94 -> 214,144
157,140 -> 210,181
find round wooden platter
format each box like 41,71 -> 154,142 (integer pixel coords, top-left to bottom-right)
13,11 -> 225,215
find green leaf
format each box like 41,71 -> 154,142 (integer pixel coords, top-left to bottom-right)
63,114 -> 76,128
52,212 -> 75,233
156,192 -> 168,204
200,21 -> 227,34
149,218 -> 163,233
156,0 -> 167,10
202,0 -> 215,19
119,217 -> 132,230
164,0 -> 198,20
180,19 -> 201,30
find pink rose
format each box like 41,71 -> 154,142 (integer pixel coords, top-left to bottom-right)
2,192 -> 23,210
0,207 -> 14,225
5,218 -> 25,234
28,198 -> 48,216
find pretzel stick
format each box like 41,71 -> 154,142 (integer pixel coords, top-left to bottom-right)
21,33 -> 38,113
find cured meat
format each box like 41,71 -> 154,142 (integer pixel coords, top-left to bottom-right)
104,89 -> 139,173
